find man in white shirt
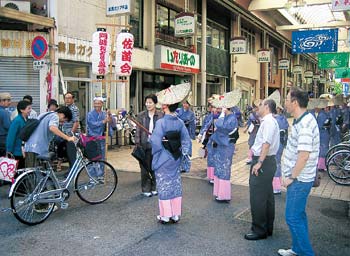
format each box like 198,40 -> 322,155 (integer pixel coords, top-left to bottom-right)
244,98 -> 280,241
277,87 -> 319,256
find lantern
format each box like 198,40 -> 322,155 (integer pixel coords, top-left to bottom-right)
92,29 -> 111,75
115,31 -> 134,76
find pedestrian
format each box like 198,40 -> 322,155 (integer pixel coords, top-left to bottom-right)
47,99 -> 59,112
341,100 -> 349,134
244,100 -> 261,164
315,100 -> 330,173
0,92 -> 12,157
6,100 -> 32,169
61,92 -> 80,168
135,94 -> 163,197
208,90 -> 240,202
273,105 -> 289,194
329,100 -> 341,146
23,95 -> 38,119
150,83 -> 192,224
244,98 -> 280,241
197,103 -> 220,183
24,106 -> 76,168
278,87 -> 319,256
177,99 -> 196,140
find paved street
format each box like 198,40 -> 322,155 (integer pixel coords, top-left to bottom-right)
0,127 -> 349,255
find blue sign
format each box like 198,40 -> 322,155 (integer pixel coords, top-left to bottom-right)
292,29 -> 338,54
343,82 -> 349,96
31,36 -> 48,60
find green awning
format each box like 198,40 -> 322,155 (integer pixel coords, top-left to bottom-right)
318,53 -> 350,69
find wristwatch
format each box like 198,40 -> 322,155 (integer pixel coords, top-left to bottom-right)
287,175 -> 296,180
258,159 -> 264,164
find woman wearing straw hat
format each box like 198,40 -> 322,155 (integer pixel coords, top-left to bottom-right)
208,90 -> 240,202
244,100 -> 261,164
177,95 -> 196,140
150,83 -> 192,224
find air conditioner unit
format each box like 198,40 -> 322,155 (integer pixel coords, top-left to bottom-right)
0,1 -> 31,13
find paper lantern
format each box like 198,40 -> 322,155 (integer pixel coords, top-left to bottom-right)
115,31 -> 134,76
92,30 -> 111,75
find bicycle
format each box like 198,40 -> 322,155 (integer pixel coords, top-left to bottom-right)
326,149 -> 350,186
8,135 -> 118,225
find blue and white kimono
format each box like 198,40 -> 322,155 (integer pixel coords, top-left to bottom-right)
246,112 -> 260,148
150,115 -> 192,200
207,113 -> 237,180
317,110 -> 330,159
274,114 -> 289,178
199,112 -> 219,168
177,108 -> 196,140
330,107 -> 341,146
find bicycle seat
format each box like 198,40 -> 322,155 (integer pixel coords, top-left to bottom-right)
36,152 -> 56,161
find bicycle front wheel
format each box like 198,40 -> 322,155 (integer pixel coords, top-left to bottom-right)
10,171 -> 55,225
75,160 -> 118,204
327,150 -> 350,186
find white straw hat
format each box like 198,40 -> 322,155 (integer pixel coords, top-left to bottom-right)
156,83 -> 191,105
211,89 -> 242,108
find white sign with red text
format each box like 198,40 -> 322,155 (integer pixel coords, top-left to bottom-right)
91,31 -> 111,75
115,32 -> 134,76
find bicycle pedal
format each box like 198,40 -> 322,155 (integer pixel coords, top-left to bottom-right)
60,202 -> 69,209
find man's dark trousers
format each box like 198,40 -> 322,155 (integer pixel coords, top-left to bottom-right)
249,155 -> 276,236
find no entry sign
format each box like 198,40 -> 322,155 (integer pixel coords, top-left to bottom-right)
31,36 -> 48,60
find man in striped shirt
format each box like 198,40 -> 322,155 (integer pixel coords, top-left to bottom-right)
278,87 -> 319,256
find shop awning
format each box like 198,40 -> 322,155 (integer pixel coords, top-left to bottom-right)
0,7 -> 55,28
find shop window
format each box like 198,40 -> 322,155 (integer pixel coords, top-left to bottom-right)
197,23 -> 202,43
206,26 -> 212,45
212,28 -> 220,49
197,16 -> 227,50
241,27 -> 256,55
129,0 -> 143,48
157,4 -> 178,35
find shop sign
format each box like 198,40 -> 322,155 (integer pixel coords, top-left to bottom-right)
293,65 -> 303,74
230,37 -> 247,54
335,67 -> 350,78
91,30 -> 111,75
115,31 -> 134,76
106,0 -> 132,16
257,49 -> 270,63
313,74 -> 320,80
57,35 -> 92,62
174,12 -> 195,37
0,31 -> 48,57
33,60 -> 46,70
155,45 -> 200,74
318,52 -> 350,69
329,81 -> 335,86
320,77 -> 327,83
278,58 -> 290,70
292,29 -> 338,54
304,70 -> 313,78
331,0 -> 350,11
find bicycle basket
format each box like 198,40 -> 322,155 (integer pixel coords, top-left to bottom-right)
79,134 -> 103,161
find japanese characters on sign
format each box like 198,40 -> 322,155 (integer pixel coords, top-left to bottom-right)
318,52 -> 350,69
57,35 -> 92,62
115,31 -> 134,76
106,0 -> 132,16
257,49 -> 271,63
331,0 -> 350,11
278,58 -> 290,70
304,70 -> 313,78
91,30 -> 111,75
293,65 -> 303,74
292,29 -> 338,54
174,12 -> 195,37
230,37 -> 247,54
155,45 -> 200,74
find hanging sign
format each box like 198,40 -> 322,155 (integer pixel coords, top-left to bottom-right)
318,52 -> 350,69
335,67 -> 350,78
293,65 -> 303,74
331,0 -> 350,11
292,29 -> 338,54
313,74 -> 320,80
106,0 -> 132,16
278,58 -> 289,70
174,12 -> 195,37
304,70 -> 313,78
91,29 -> 111,75
257,49 -> 270,63
115,31 -> 134,76
320,77 -> 327,83
230,37 -> 247,54
31,35 -> 48,60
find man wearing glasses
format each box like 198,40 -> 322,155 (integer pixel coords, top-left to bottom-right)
0,92 -> 11,157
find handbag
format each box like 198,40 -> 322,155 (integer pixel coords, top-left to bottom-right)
0,154 -> 18,183
131,145 -> 146,163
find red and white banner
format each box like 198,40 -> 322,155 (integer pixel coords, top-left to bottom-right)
115,31 -> 134,76
91,31 -> 111,75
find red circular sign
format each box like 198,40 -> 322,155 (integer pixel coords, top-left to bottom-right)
31,36 -> 48,60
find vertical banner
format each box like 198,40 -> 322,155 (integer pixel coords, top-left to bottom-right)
292,29 -> 338,54
91,29 -> 111,75
115,31 -> 134,76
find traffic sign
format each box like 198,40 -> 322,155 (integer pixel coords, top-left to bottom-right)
31,36 -> 48,60
33,60 -> 46,70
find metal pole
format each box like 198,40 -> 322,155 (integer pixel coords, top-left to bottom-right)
201,0 -> 207,106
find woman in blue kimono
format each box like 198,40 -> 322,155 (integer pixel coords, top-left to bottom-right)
329,102 -> 341,146
197,105 -> 221,183
208,107 -> 238,202
273,106 -> 289,194
150,101 -> 192,224
316,105 -> 331,172
177,100 -> 196,140
244,103 -> 260,164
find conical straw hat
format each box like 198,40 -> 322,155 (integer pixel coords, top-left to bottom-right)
334,94 -> 344,105
307,98 -> 318,110
267,90 -> 282,109
211,89 -> 242,108
156,83 -> 191,105
317,99 -> 328,109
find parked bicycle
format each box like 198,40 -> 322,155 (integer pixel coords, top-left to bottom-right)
9,135 -> 118,225
326,149 -> 350,186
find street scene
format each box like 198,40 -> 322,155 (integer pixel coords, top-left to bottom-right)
1,1 -> 350,256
